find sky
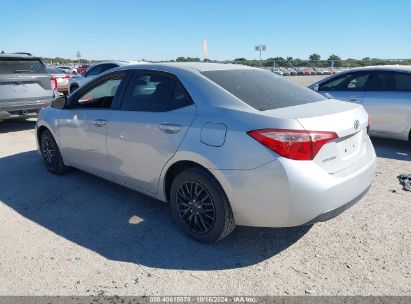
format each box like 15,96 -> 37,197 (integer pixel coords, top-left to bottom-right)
0,0 -> 410,61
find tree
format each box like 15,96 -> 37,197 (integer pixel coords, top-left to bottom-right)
328,54 -> 341,61
176,57 -> 186,62
309,53 -> 321,61
234,58 -> 247,62
286,56 -> 293,61
327,54 -> 341,67
176,57 -> 200,62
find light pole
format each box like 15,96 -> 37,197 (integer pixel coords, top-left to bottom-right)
255,44 -> 266,60
76,51 -> 81,67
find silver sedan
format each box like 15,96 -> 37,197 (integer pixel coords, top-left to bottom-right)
309,65 -> 411,141
36,63 -> 376,243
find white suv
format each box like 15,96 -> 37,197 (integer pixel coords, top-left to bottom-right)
68,60 -> 142,94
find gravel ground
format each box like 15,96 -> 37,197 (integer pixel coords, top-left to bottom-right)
0,76 -> 410,296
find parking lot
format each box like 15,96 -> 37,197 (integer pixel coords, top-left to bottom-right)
0,76 -> 410,296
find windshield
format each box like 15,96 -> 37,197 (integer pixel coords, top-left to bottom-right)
46,67 -> 66,74
201,69 -> 326,111
0,58 -> 47,74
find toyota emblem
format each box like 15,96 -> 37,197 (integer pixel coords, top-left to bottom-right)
354,120 -> 360,130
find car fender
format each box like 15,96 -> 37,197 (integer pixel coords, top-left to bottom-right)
36,108 -> 60,148
157,150 -> 233,203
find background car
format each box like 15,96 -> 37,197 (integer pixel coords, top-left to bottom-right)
271,67 -> 283,76
75,64 -> 90,75
68,60 -> 139,94
288,68 -> 298,75
323,68 -> 332,75
57,66 -> 77,75
0,53 -> 54,121
47,67 -> 71,95
280,67 -> 290,76
309,65 -> 411,141
36,63 -> 375,243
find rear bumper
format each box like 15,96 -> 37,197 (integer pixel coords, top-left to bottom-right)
0,100 -> 50,119
304,185 -> 371,225
57,83 -> 69,93
216,135 -> 376,227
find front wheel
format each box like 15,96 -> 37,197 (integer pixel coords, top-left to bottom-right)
170,167 -> 236,243
40,129 -> 69,174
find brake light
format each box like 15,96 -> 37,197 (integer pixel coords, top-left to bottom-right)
247,129 -> 338,160
50,76 -> 57,91
367,117 -> 370,134
63,75 -> 71,79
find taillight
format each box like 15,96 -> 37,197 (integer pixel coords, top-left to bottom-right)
63,75 -> 71,79
367,117 -> 370,134
50,76 -> 57,91
247,129 -> 338,160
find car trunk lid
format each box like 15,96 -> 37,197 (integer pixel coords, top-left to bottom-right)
264,99 -> 369,173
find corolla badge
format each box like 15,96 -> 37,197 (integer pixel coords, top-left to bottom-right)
354,120 -> 360,130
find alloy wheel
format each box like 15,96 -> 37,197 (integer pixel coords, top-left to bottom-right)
175,181 -> 216,234
41,136 -> 56,165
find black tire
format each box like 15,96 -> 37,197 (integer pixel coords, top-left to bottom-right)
40,129 -> 69,174
70,85 -> 78,94
170,167 -> 236,243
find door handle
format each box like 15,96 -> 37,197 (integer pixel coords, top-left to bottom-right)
93,119 -> 107,127
158,122 -> 182,134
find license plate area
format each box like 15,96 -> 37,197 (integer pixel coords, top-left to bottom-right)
342,131 -> 362,158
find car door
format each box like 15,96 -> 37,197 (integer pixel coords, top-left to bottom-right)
107,70 -> 197,194
362,71 -> 411,134
58,72 -> 126,177
318,71 -> 372,104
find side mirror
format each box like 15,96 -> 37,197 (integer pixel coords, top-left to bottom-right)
312,84 -> 319,91
51,95 -> 67,109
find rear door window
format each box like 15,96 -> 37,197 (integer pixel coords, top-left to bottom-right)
201,69 -> 325,111
368,71 -> 411,91
100,63 -> 118,73
120,71 -> 193,112
319,72 -> 371,91
0,58 -> 47,74
85,65 -> 103,77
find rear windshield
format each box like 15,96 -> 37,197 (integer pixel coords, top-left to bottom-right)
201,69 -> 326,111
46,67 -> 66,74
0,58 -> 47,74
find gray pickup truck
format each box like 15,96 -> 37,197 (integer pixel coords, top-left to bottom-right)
0,53 -> 54,121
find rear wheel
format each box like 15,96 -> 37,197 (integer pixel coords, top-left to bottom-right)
40,129 -> 69,174
70,84 -> 78,94
170,167 -> 236,243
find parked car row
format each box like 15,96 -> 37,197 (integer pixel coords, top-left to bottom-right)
265,67 -> 347,76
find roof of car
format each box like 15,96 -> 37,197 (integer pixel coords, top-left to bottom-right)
0,53 -> 41,60
343,65 -> 411,73
126,62 -> 255,72
91,60 -> 142,66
